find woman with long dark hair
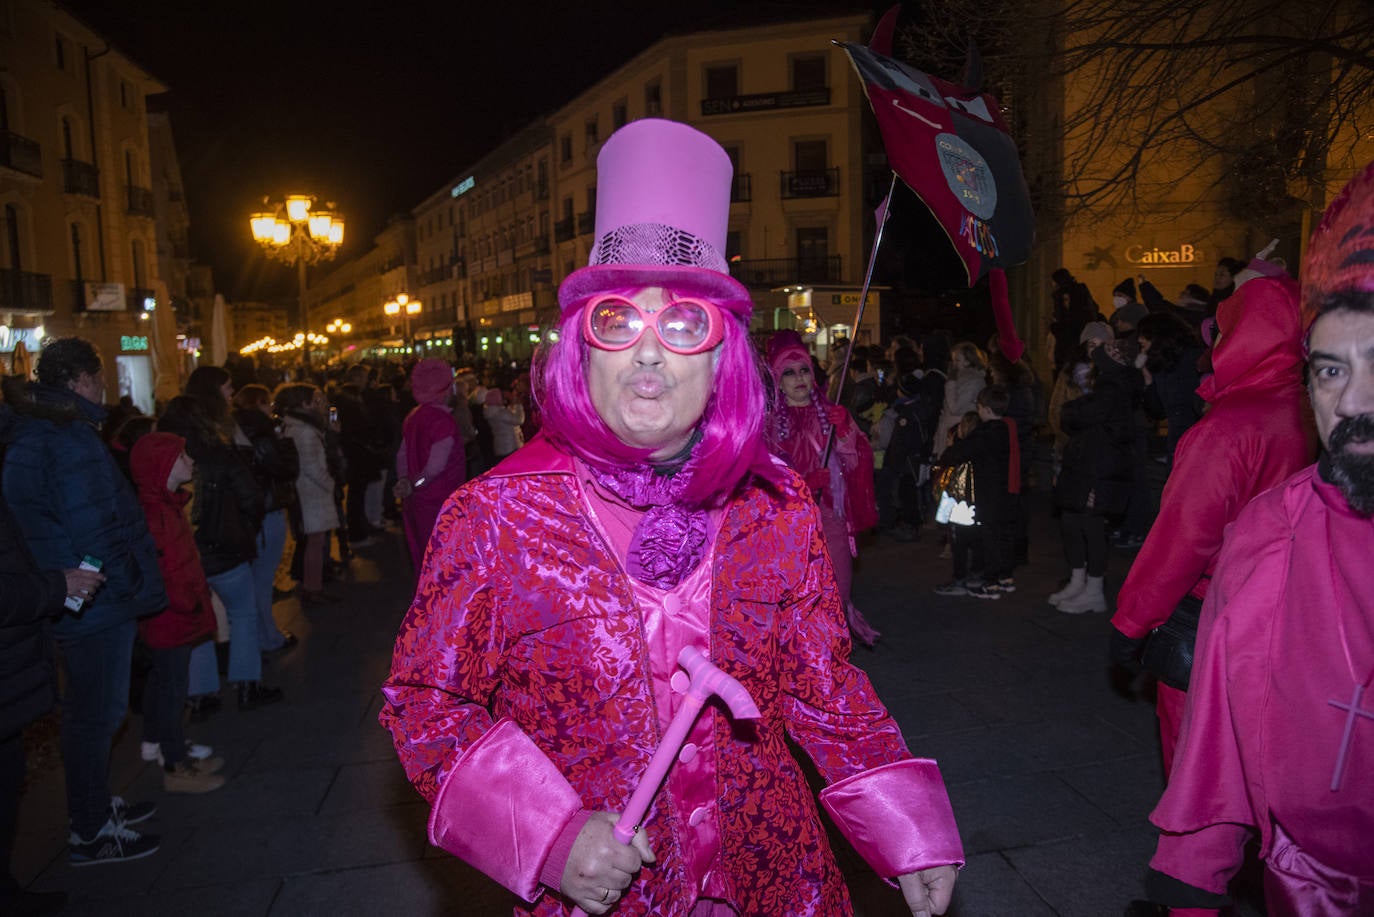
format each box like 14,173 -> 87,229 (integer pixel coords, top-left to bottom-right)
158,393 -> 282,710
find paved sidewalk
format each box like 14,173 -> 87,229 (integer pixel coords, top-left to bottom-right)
13,500 -> 1177,916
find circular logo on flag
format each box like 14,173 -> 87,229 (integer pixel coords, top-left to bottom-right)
935,133 -> 996,221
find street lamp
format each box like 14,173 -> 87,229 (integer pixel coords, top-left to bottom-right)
383,293 -> 421,351
249,193 -> 345,368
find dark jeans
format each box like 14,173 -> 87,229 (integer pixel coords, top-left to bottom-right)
141,645 -> 191,767
0,731 -> 22,886
951,523 -> 984,581
876,459 -> 922,529
345,470 -> 378,539
1061,510 -> 1107,576
56,619 -> 136,839
979,500 -> 1015,582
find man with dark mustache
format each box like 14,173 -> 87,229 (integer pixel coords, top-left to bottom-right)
1139,161 -> 1374,916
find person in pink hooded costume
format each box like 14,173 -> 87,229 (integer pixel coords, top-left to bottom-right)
765,331 -> 882,647
380,119 -> 962,917
1137,161 -> 1374,916
1110,243 -> 1317,774
395,358 -> 466,572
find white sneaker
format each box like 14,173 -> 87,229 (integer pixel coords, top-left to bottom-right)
1058,576 -> 1108,614
141,741 -> 212,766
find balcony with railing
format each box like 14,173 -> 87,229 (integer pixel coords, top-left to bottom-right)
780,167 -> 839,199
731,173 -> 752,203
729,255 -> 842,287
0,269 -> 54,311
576,212 -> 595,236
62,158 -> 100,197
126,185 -> 156,216
554,217 -> 575,243
0,132 -> 43,178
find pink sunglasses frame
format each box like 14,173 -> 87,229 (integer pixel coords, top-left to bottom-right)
581,294 -> 725,355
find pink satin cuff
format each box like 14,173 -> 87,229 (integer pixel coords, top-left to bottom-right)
427,718 -> 584,902
818,758 -> 964,877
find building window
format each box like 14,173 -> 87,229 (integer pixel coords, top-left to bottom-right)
725,230 -> 742,261
5,204 -> 23,270
793,139 -> 828,172
585,115 -> 599,147
791,55 -> 827,92
131,238 -> 146,288
70,223 -> 84,281
613,99 -> 628,130
55,34 -> 66,70
61,116 -> 75,158
645,80 -> 662,116
562,198 -> 574,221
796,226 -> 829,262
705,63 -> 739,100
120,80 -> 129,109
559,133 -> 572,165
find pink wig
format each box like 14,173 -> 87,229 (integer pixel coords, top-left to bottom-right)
536,285 -> 767,507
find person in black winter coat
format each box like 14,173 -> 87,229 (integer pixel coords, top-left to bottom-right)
1050,341 -> 1138,613
1050,268 -> 1100,374
0,403 -> 103,912
1136,312 -> 1204,463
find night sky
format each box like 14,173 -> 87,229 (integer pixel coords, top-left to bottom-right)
61,0 -> 887,305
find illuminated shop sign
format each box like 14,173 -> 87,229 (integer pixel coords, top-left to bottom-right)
450,176 -> 475,198
1125,244 -> 1201,268
120,335 -> 149,352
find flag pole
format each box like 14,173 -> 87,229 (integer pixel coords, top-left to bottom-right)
823,171 -> 898,467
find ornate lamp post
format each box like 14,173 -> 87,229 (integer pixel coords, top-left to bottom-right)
383,293 -> 421,351
250,194 -> 344,368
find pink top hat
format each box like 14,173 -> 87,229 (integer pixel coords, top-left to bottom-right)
557,119 -> 752,320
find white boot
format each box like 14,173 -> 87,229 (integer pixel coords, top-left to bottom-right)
1048,568 -> 1087,607
1058,575 -> 1107,614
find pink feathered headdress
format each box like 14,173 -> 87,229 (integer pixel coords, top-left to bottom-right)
1303,159 -> 1374,331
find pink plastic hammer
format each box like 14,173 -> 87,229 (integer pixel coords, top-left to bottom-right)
571,645 -> 760,916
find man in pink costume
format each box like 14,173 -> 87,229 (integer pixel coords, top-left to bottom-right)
1110,247 -> 1316,775
380,119 -> 963,916
1141,161 -> 1374,915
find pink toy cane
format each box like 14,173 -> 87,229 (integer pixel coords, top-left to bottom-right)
570,645 -> 760,917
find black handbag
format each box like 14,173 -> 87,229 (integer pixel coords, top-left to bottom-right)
1140,595 -> 1204,691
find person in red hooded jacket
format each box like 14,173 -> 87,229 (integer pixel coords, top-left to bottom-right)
1109,252 -> 1318,775
130,433 -> 226,793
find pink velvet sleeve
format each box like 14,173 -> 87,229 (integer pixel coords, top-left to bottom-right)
819,758 -> 965,877
428,717 -> 585,903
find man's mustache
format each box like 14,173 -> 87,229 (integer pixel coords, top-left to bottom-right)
1329,414 -> 1374,452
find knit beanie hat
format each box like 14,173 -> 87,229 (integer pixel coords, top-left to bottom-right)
1079,321 -> 1114,346
1112,277 -> 1137,302
410,358 -> 454,405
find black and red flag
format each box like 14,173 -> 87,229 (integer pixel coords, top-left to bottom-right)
839,7 -> 1036,287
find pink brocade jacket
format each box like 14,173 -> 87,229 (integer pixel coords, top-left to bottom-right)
380,437 -> 962,916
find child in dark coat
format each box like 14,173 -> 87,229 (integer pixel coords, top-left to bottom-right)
130,433 -> 226,793
933,386 -> 1021,598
